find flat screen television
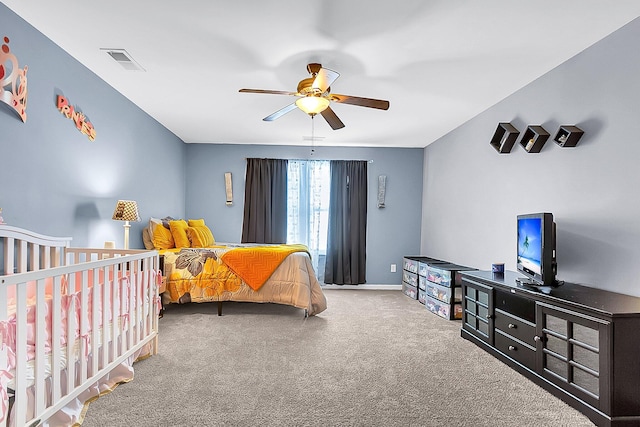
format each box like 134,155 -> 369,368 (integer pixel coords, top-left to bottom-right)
516,212 -> 557,286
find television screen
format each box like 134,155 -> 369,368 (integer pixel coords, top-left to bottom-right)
517,217 -> 542,276
517,212 -> 556,286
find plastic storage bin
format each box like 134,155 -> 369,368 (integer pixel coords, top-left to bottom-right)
425,295 -> 462,320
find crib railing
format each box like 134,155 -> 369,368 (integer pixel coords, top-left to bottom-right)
0,226 -> 160,427
64,247 -> 162,354
1,250 -> 160,427
0,224 -> 71,277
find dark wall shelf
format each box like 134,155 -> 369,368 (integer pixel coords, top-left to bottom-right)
490,122 -> 520,153
520,125 -> 550,153
554,125 -> 584,147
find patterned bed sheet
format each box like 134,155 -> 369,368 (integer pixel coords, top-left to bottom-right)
161,244 -> 327,316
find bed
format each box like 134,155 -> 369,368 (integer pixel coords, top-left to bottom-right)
0,225 -> 160,427
145,217 -> 327,317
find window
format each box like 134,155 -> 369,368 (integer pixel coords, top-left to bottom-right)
287,160 -> 330,280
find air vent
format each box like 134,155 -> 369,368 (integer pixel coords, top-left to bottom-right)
101,48 -> 145,71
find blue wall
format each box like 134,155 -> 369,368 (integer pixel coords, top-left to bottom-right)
0,4 -> 186,249
185,144 -> 424,285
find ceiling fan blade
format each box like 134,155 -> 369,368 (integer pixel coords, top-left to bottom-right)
312,67 -> 340,93
239,89 -> 298,96
330,94 -> 390,110
263,103 -> 298,121
320,106 -> 345,130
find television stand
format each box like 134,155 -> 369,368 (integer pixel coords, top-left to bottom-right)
461,270 -> 640,427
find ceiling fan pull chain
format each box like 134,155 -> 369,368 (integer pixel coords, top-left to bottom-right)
311,115 -> 316,156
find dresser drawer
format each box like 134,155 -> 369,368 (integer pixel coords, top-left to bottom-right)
425,281 -> 462,304
418,288 -> 426,304
418,274 -> 429,291
403,258 -> 419,274
418,262 -> 429,277
494,309 -> 536,345
425,295 -> 462,320
495,330 -> 536,370
402,270 -> 418,287
427,266 -> 457,287
495,289 -> 535,323
402,282 -> 418,299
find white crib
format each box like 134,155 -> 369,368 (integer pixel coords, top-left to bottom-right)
0,225 -> 160,427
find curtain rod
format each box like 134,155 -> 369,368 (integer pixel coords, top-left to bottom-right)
244,158 -> 373,163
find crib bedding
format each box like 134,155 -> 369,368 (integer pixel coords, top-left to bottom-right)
0,226 -> 160,427
3,328 -> 153,427
2,270 -> 143,368
3,335 -> 153,427
2,272 -> 155,377
162,244 -> 327,316
1,267 -> 159,426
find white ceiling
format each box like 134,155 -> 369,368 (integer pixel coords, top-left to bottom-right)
4,1 -> 640,148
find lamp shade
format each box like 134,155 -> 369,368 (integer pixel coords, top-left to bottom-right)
296,96 -> 330,115
112,200 -> 141,222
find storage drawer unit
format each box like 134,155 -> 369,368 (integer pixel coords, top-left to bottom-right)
402,256 -> 444,300
425,295 -> 462,320
423,262 -> 475,320
402,282 -> 418,299
419,257 -> 448,304
426,262 -> 472,288
426,281 -> 462,304
403,257 -> 419,274
418,274 -> 428,291
418,288 -> 427,305
418,258 -> 448,293
418,257 -> 448,277
403,270 -> 418,288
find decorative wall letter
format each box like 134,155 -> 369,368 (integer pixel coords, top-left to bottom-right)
56,95 -> 97,141
0,36 -> 28,122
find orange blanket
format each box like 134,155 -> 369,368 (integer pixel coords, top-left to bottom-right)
220,244 -> 309,291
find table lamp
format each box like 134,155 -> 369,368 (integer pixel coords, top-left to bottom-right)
112,200 -> 140,249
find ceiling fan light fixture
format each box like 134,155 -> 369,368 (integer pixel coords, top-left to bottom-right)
296,96 -> 330,116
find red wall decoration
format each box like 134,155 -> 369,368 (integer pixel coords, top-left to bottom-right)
0,35 -> 28,122
56,95 -> 97,141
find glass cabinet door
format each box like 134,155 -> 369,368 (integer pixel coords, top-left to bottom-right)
462,279 -> 494,345
536,303 -> 609,413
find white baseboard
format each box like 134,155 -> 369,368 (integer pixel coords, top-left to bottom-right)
321,284 -> 402,290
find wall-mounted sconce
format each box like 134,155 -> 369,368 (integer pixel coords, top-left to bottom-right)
377,175 -> 387,208
225,172 -> 233,206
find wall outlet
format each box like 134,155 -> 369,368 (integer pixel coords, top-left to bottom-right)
390,263 -> 397,273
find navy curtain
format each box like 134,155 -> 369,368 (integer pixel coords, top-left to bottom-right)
324,160 -> 368,285
241,158 -> 288,243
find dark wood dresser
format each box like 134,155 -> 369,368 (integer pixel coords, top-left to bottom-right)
461,270 -> 640,427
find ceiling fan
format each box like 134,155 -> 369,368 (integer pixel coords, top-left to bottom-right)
239,63 -> 390,130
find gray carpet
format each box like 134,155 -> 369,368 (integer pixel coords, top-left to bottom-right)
82,290 -> 594,426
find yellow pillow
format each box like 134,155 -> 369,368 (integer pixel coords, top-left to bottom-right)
169,219 -> 191,248
187,225 -> 215,247
188,218 -> 205,227
186,219 -> 215,247
152,222 -> 174,249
